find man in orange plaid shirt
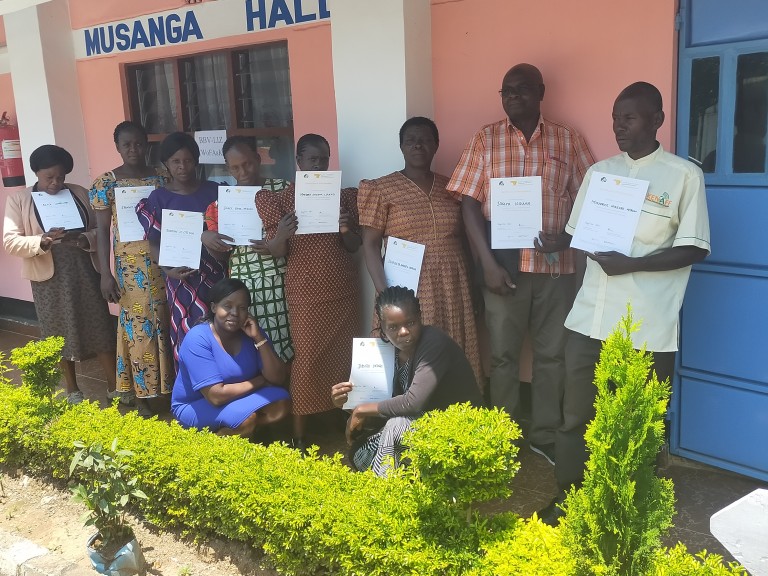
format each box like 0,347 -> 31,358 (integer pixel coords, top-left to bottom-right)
447,64 -> 594,466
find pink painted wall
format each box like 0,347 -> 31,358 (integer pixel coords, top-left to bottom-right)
68,0 -> 198,29
0,16 -> 6,45
76,22 -> 339,179
430,0 -> 679,176
0,72 -> 33,302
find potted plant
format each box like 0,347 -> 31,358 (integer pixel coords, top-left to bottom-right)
69,438 -> 148,575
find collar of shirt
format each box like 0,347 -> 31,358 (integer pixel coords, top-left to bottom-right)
504,115 -> 545,146
621,143 -> 664,168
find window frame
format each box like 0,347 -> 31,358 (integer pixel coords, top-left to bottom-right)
121,40 -> 294,173
678,38 -> 768,186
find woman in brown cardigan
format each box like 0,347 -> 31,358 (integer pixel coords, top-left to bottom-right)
3,145 -> 116,403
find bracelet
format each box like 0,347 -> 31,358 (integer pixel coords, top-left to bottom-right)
254,338 -> 268,350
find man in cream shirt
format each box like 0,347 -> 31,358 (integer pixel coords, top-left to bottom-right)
538,81 -> 711,525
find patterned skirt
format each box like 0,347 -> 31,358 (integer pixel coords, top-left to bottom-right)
30,243 -> 115,361
229,247 -> 294,363
114,241 -> 174,398
165,257 -> 225,367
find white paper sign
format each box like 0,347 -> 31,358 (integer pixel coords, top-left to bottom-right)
217,186 -> 262,245
383,236 -> 426,295
294,170 -> 342,234
194,130 -> 227,165
158,209 -> 204,269
31,189 -> 85,231
570,172 -> 650,256
489,176 -> 543,249
114,186 -> 153,242
343,338 -> 396,409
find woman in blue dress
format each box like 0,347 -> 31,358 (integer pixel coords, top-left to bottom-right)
171,278 -> 291,437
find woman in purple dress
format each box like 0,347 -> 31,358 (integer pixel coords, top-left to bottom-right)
136,132 -> 225,364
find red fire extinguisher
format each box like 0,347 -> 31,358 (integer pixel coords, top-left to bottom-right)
0,112 -> 26,187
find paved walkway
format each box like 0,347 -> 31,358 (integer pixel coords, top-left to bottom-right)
0,319 -> 764,563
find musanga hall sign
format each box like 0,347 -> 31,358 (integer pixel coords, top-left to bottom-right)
74,0 -> 331,59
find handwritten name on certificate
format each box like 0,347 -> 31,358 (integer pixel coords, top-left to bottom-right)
158,210 -> 204,269
383,236 -> 426,295
31,189 -> 85,231
114,186 -> 153,242
218,186 -> 262,245
570,172 -> 649,256
343,338 -> 396,410
294,171 -> 342,234
489,177 -> 543,249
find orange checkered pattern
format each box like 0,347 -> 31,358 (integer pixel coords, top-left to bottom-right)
447,117 -> 594,274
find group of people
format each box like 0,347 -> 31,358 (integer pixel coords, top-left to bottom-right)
2,61 -> 710,520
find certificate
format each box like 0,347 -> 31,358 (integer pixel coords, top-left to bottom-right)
30,189 -> 85,231
114,186 -> 153,242
570,171 -> 649,255
343,338 -> 396,410
294,170 -> 342,234
489,176 -> 542,249
383,236 -> 426,295
158,210 -> 204,269
217,186 -> 262,245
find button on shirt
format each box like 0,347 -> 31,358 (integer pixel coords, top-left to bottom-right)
447,116 -> 594,274
564,146 -> 711,352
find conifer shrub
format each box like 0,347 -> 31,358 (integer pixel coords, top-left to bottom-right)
561,307 -> 676,575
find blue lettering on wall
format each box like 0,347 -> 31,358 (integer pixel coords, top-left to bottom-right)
246,0 -> 331,32
84,3 -> 331,57
84,10 -> 204,56
269,0 -> 294,28
84,28 -> 101,56
166,14 -> 183,44
132,21 -> 150,49
115,23 -> 130,51
147,18 -> 165,46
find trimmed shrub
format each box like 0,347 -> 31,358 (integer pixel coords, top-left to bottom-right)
0,325 -> 747,576
651,544 -> 748,575
469,515 -> 576,576
10,336 -> 64,400
405,402 -> 521,508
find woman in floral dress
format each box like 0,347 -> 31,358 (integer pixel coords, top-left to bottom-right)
90,121 -> 173,416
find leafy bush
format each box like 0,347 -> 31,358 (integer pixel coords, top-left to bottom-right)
468,514 -> 576,576
10,336 -> 64,400
0,328 -> 747,576
651,544 -> 748,575
405,403 -> 521,509
70,438 -> 148,548
561,307 -> 676,575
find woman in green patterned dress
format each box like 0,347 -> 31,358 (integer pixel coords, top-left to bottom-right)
202,136 -> 295,362
90,121 -> 174,416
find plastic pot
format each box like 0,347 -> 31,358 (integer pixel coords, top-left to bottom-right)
86,532 -> 146,576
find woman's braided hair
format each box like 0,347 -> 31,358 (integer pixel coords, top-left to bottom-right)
374,286 -> 421,341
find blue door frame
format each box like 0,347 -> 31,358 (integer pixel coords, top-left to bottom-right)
671,0 -> 768,481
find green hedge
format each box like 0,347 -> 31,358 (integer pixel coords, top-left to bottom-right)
0,338 -> 748,575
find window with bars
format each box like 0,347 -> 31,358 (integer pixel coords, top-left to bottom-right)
125,41 -> 294,181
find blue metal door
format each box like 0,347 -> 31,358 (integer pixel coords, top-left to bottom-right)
671,0 -> 768,481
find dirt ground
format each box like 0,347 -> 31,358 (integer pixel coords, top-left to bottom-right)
0,470 -> 278,576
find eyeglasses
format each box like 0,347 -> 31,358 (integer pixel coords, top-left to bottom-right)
499,85 -> 536,98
